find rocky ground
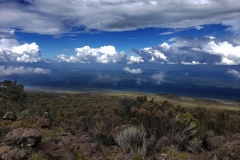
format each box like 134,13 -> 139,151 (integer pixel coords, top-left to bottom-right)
1,110 -> 240,160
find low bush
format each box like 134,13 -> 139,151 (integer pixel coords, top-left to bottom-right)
115,126 -> 146,159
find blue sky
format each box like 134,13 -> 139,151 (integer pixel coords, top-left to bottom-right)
0,0 -> 240,65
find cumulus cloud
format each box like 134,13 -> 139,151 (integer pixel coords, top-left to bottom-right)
0,0 -> 239,34
160,42 -> 171,51
151,72 -> 165,85
123,66 -> 142,74
56,45 -> 127,63
53,37 -> 239,65
0,38 -> 19,49
132,39 -> 219,64
132,47 -> 167,63
1,30 -> 239,65
1,1 -> 240,65
0,38 -> 42,62
217,58 -> 237,65
0,66 -> 51,76
130,36 -> 240,65
226,69 -> 240,79
55,54 -> 78,63
203,41 -> 240,65
128,56 -> 144,64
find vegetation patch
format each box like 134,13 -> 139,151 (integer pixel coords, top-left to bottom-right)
1,80 -> 240,159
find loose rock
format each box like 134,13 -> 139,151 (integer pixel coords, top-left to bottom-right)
38,141 -> 76,160
209,140 -> 240,160
203,136 -> 225,151
36,118 -> 51,128
5,128 -> 42,147
0,145 -> 28,160
154,136 -> 171,152
2,112 -> 16,121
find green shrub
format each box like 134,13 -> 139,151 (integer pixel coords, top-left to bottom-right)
167,145 -> 191,160
28,151 -> 47,160
171,113 -> 202,152
115,126 -> 146,159
120,97 -> 140,109
136,95 -> 147,103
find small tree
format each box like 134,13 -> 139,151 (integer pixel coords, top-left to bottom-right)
0,80 -> 27,105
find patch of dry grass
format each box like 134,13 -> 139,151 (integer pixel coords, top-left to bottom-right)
104,91 -> 240,111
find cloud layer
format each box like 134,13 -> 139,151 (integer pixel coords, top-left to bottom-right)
0,0 -> 240,34
1,33 -> 240,65
0,66 -> 51,76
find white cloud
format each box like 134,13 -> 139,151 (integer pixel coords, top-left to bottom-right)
123,66 -> 142,74
0,28 -> 15,39
226,69 -> 240,79
131,37 -> 240,65
55,54 -> 78,63
133,40 -> 218,64
0,66 -> 51,76
97,73 -> 110,81
159,32 -> 174,35
217,57 -> 237,65
0,0 -> 239,34
194,26 -> 204,30
151,72 -> 165,85
204,41 -> 240,56
0,38 -> 42,62
56,45 -> 127,63
133,45 -> 168,63
159,28 -> 187,36
160,42 -> 171,51
222,18 -> 240,33
1,31 -> 239,65
181,61 -> 206,65
0,38 -> 19,49
203,41 -> 240,65
143,47 -> 167,60
53,36 -> 239,65
204,36 -> 216,40
128,56 -> 144,64
136,77 -> 146,84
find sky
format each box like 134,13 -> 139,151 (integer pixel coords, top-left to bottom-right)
0,0 -> 240,66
